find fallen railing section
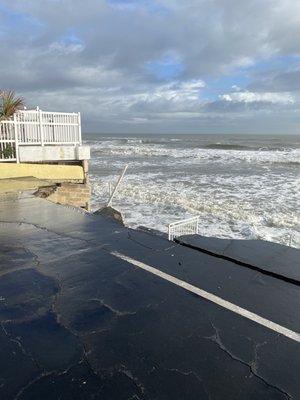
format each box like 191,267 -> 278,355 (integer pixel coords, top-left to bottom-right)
168,216 -> 200,241
107,165 -> 128,207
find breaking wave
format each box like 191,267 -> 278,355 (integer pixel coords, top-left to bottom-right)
90,140 -> 299,166
88,134 -> 300,248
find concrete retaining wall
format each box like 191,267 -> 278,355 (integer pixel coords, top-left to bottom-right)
19,145 -> 90,162
0,163 -> 85,182
36,182 -> 91,211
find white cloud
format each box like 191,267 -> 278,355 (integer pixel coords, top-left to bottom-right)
152,79 -> 205,102
49,42 -> 85,54
1,0 -> 300,132
128,79 -> 205,111
219,91 -> 294,105
179,79 -> 205,91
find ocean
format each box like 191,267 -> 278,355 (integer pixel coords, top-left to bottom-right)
85,134 -> 300,248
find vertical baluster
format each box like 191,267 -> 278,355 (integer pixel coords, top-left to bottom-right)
78,112 -> 82,145
14,114 -> 19,163
39,110 -> 44,146
70,115 -> 72,143
66,114 -> 68,143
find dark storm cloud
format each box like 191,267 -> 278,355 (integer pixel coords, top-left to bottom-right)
0,0 -> 299,133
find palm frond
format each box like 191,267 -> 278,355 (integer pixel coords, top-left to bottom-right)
0,90 -> 25,120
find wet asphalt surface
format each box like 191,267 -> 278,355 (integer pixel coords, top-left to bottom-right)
0,194 -> 299,399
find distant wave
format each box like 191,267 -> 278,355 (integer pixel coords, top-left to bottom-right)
204,143 -> 253,150
202,143 -> 295,151
125,138 -> 181,145
89,141 -> 299,166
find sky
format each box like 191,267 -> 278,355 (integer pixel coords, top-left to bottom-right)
0,0 -> 300,134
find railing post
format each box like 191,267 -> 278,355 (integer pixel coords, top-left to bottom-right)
78,112 -> 82,145
14,114 -> 19,163
39,109 -> 44,146
107,165 -> 128,207
168,224 -> 172,241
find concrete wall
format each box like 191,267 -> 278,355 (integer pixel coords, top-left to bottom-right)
0,162 -> 91,211
0,163 -> 84,182
19,145 -> 90,163
37,182 -> 91,211
0,177 -> 53,193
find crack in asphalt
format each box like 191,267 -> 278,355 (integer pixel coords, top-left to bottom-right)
0,214 -> 298,399
205,322 -> 291,400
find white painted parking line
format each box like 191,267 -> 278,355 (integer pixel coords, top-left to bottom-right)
111,251 -> 300,343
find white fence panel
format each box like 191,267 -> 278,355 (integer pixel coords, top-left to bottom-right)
14,110 -> 81,145
0,109 -> 82,162
168,216 -> 200,241
0,121 -> 17,162
40,112 -> 81,144
15,111 -> 40,144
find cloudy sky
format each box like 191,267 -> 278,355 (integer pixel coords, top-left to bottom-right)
1,0 -> 300,134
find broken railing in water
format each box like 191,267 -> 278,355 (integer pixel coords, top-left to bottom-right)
168,216 -> 200,241
0,109 -> 82,162
106,165 -> 128,207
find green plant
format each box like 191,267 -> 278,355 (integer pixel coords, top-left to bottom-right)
0,143 -> 14,158
0,90 -> 24,121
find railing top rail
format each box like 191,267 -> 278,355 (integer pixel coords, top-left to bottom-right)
17,110 -> 79,116
1,113 -> 80,122
168,216 -> 199,228
0,120 -> 14,124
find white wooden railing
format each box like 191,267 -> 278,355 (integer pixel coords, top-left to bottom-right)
0,109 -> 82,162
168,216 -> 200,241
0,121 -> 17,161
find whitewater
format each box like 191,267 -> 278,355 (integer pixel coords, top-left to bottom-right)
86,134 -> 300,248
